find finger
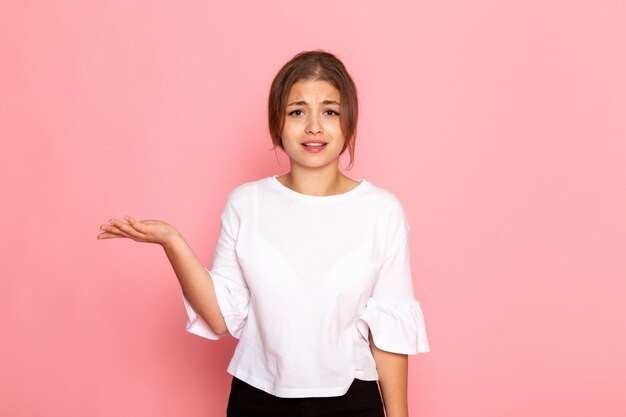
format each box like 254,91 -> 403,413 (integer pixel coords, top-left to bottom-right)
100,223 -> 138,240
109,218 -> 145,239
97,232 -> 124,239
124,215 -> 144,233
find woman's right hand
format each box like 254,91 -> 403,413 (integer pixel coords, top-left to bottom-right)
97,215 -> 179,247
98,215 -> 228,335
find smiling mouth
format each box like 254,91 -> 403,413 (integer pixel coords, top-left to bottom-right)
302,142 -> 327,147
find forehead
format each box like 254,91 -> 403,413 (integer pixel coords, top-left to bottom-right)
287,79 -> 340,101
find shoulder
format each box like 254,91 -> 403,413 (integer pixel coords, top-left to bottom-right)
362,181 -> 407,217
224,177 -> 271,206
219,178 -> 270,227
363,181 -> 411,241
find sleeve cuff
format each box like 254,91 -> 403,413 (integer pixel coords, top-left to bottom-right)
183,293 -> 225,340
356,297 -> 430,354
182,271 -> 250,340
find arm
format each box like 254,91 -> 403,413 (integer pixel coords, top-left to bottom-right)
98,216 -> 228,335
162,232 -> 228,335
369,331 -> 409,417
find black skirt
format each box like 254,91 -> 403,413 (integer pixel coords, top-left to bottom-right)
226,376 -> 385,417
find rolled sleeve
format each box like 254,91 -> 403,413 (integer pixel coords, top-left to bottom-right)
182,194 -> 250,340
356,297 -> 430,354
183,270 -> 249,339
356,200 -> 430,354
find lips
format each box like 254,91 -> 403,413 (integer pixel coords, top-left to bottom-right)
301,140 -> 327,153
301,140 -> 327,147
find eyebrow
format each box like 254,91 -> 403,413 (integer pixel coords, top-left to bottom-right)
287,100 -> 341,106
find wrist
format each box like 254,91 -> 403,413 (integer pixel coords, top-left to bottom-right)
161,227 -> 184,249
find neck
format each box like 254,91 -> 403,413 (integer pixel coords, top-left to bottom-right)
281,161 -> 347,196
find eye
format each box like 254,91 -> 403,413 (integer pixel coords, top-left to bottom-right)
288,109 -> 304,116
324,110 -> 340,116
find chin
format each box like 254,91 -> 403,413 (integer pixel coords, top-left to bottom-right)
290,158 -> 339,170
282,145 -> 343,170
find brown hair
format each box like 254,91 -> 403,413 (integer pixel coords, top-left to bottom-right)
268,50 -> 359,169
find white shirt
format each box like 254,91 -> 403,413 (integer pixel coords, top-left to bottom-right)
182,176 -> 430,398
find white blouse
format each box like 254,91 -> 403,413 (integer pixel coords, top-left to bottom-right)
182,176 -> 430,398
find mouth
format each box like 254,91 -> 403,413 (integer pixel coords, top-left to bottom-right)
301,141 -> 327,153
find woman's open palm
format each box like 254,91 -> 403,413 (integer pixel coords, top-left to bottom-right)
97,216 -> 177,246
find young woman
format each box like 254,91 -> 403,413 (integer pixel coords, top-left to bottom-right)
98,51 -> 430,417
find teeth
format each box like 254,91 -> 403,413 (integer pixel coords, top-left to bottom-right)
304,143 -> 325,147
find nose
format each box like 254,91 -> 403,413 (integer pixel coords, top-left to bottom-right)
305,113 -> 323,135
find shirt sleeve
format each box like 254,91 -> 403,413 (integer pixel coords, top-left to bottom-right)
182,195 -> 250,340
356,201 -> 430,354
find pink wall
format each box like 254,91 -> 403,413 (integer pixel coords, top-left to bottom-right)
1,1 -> 625,416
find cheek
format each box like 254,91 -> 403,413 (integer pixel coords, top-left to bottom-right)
279,123 -> 291,143
280,126 -> 300,152
332,119 -> 344,134
330,124 -> 346,144
281,118 -> 299,136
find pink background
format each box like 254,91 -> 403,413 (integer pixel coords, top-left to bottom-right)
1,1 -> 625,416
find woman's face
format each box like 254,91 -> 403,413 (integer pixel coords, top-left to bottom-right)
280,79 -> 345,171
